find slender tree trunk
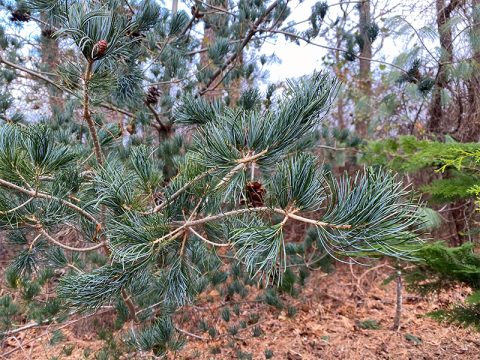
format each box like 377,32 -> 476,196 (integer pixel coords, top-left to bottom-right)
427,0 -> 459,135
335,28 -> 345,129
172,0 -> 178,15
392,269 -> 402,331
39,14 -> 63,111
356,0 -> 372,138
457,0 -> 480,141
200,0 -> 230,101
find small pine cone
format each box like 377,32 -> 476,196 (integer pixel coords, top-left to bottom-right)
240,181 -> 266,208
93,39 -> 108,59
10,10 -> 30,22
126,123 -> 136,134
146,86 -> 161,105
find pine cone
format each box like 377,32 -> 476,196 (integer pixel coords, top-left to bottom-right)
240,181 -> 266,208
93,39 -> 108,59
146,87 -> 161,105
126,123 -> 136,135
10,9 -> 30,22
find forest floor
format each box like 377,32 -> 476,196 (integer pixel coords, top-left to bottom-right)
2,261 -> 480,360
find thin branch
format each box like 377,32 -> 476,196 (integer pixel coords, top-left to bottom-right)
83,60 -> 103,164
151,168 -> 216,213
201,60 -> 237,96
196,0 -> 236,17
274,208 -> 352,229
216,149 -> 269,188
175,326 -> 208,340
199,0 -> 280,96
0,56 -> 134,118
146,102 -> 169,133
38,227 -> 105,252
215,162 -> 246,189
189,227 -> 230,247
170,206 -> 351,230
0,178 -> 100,227
153,227 -> 185,245
317,144 -> 348,151
0,198 -> 33,215
124,0 -> 135,14
399,18 -> 439,63
28,15 -> 59,31
122,289 -> 139,322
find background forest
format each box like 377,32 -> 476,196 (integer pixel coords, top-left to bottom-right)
0,0 -> 479,359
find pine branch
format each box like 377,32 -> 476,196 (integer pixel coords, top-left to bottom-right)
151,168 -> 216,213
189,227 -> 229,247
0,198 -> 33,215
276,209 -> 352,230
175,326 -> 208,340
168,207 -> 351,230
199,0 -> 280,96
0,55 -> 134,118
196,0 -> 237,17
83,60 -> 103,164
121,289 -> 139,322
146,102 -> 169,134
0,178 -> 100,227
215,149 -> 269,188
38,227 -> 105,252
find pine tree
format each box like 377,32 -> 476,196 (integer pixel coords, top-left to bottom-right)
0,0 -> 425,356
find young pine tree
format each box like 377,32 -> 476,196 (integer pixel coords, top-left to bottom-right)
0,0 -> 424,356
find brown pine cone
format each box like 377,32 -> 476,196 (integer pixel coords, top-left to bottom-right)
10,10 -> 30,22
146,86 -> 161,105
93,39 -> 108,59
240,181 -> 266,208
126,123 -> 136,135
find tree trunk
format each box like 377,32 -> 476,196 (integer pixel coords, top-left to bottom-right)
335,28 -> 345,129
200,0 -> 230,101
39,14 -> 63,111
356,0 -> 372,138
457,0 -> 480,141
427,0 -> 459,135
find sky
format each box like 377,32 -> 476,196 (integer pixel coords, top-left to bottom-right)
257,0 -> 328,82
1,0 -> 435,121
172,0 -> 429,83
174,0 -> 332,82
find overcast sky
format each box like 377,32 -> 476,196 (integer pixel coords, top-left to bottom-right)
174,0 -> 432,83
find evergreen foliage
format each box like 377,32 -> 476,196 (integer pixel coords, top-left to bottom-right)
365,136 -> 480,330
0,0 -> 430,356
363,135 -> 480,203
405,241 -> 480,330
0,72 -> 424,353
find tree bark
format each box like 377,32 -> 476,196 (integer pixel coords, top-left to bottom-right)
200,0 -> 230,101
427,0 -> 461,135
39,14 -> 63,111
457,0 -> 480,141
356,0 -> 372,138
335,28 -> 345,129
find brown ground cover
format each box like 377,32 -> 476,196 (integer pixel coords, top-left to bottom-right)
3,261 -> 479,360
